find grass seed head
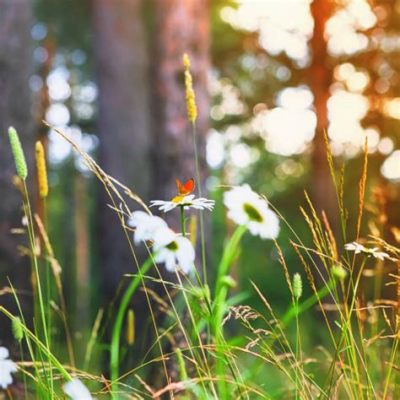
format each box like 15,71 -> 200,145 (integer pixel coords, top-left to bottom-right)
8,127 -> 28,180
183,53 -> 197,123
293,273 -> 303,300
126,308 -> 135,345
12,317 -> 24,342
35,141 -> 48,198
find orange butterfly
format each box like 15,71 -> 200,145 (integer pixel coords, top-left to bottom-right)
176,178 -> 195,196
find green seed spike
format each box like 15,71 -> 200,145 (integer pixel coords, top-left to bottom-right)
12,316 -> 24,342
8,127 -> 28,180
293,273 -> 303,300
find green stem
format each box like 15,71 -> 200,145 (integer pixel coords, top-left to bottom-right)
191,123 -> 208,285
295,298 -> 300,400
281,277 -> 337,327
180,206 -> 186,237
110,256 -> 153,392
0,307 -> 71,382
212,225 -> 246,398
22,183 -> 53,396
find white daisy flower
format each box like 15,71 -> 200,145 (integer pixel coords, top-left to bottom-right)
150,194 -> 215,213
0,347 -> 17,389
63,378 -> 93,400
223,185 -> 280,239
344,242 -> 367,254
127,211 -> 167,244
345,241 -> 393,260
152,227 -> 195,274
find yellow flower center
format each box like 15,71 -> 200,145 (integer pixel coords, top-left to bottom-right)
172,195 -> 185,204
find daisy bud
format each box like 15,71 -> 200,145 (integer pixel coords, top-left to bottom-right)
12,317 -> 24,342
332,265 -> 347,281
293,273 -> 303,300
35,141 -> 48,198
8,127 -> 28,180
221,275 -> 237,289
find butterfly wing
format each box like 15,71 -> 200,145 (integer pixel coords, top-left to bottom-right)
176,178 -> 195,195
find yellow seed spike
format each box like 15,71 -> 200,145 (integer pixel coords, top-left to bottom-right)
35,141 -> 48,198
183,53 -> 197,123
126,308 -> 135,345
182,53 -> 190,69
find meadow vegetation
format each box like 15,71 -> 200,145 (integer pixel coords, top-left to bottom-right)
1,56 -> 400,400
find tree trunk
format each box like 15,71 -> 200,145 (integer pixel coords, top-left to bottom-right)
0,0 -> 34,346
151,0 -> 210,225
92,0 -> 152,303
149,1 -> 210,383
93,0 -> 210,300
309,0 -> 337,226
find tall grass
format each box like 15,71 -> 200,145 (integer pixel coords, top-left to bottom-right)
2,90 -> 400,400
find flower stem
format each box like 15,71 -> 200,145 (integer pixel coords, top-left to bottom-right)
110,256 -> 153,393
191,123 -> 208,284
22,182 -> 54,397
180,206 -> 186,237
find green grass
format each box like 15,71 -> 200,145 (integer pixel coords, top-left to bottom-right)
2,123 -> 400,399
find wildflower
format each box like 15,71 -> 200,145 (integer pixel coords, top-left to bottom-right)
345,241 -> 393,260
150,178 -> 214,213
127,211 -> 167,244
0,347 -> 17,389
63,378 -> 93,400
292,273 -> 303,300
35,141 -> 48,198
344,242 -> 367,254
183,53 -> 197,123
150,194 -> 214,213
8,127 -> 28,180
224,184 -> 280,239
152,227 -> 195,274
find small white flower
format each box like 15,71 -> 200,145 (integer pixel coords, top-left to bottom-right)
345,241 -> 393,260
128,211 -> 167,244
0,347 -> 17,389
63,378 -> 93,400
150,194 -> 215,213
372,250 -> 390,261
344,242 -> 367,254
152,227 -> 195,274
223,185 -> 280,239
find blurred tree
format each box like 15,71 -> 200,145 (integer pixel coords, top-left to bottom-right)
151,0 -> 210,208
92,0 -> 210,300
0,0 -> 34,344
309,0 -> 337,225
92,0 -> 152,302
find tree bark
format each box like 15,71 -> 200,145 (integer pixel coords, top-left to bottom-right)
93,0 -> 210,301
151,0 -> 210,221
309,0 -> 338,226
92,0 -> 153,302
0,0 -> 34,346
149,2 -> 210,383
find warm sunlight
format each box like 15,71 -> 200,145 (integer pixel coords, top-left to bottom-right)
2,1 -> 400,398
